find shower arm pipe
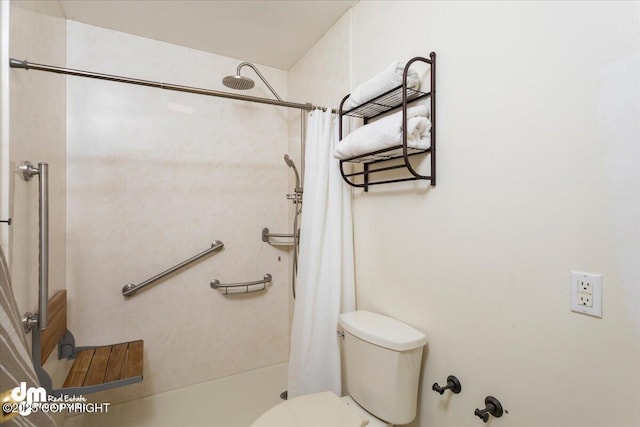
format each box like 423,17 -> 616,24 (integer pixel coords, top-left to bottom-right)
236,62 -> 282,101
122,240 -> 224,297
9,59 -> 336,113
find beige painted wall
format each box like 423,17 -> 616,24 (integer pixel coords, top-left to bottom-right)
65,22 -> 290,404
289,1 -> 640,426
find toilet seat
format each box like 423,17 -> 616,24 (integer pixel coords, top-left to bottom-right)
250,391 -> 369,427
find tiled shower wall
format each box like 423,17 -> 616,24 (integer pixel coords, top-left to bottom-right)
6,4 -> 68,425
65,22 -> 290,404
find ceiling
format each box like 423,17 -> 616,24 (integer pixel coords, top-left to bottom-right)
58,0 -> 357,70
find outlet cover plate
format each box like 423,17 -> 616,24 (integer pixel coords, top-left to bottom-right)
570,271 -> 602,318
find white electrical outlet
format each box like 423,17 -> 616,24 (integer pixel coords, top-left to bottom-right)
577,279 -> 593,307
570,271 -> 602,317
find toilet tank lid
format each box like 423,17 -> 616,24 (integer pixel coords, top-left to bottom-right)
339,311 -> 427,351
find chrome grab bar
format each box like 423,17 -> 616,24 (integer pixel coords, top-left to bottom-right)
18,161 -> 48,332
262,227 -> 297,247
122,240 -> 224,297
211,274 -> 272,295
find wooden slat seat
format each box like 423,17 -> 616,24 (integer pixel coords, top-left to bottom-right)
33,290 -> 144,396
63,341 -> 144,389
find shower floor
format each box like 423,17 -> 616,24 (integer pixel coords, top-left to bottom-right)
63,363 -> 288,427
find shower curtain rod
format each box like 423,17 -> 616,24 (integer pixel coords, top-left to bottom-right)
9,59 -> 336,113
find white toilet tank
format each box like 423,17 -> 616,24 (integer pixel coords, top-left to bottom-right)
338,311 -> 427,425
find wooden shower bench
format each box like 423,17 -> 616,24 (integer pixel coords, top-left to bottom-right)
32,290 -> 144,396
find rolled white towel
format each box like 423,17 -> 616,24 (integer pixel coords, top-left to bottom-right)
334,104 -> 431,160
344,61 -> 421,110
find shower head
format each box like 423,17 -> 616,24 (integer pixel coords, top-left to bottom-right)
222,74 -> 255,90
284,154 -> 301,193
284,154 -> 295,168
222,62 -> 282,101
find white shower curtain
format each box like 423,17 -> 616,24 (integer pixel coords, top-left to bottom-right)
287,109 -> 355,398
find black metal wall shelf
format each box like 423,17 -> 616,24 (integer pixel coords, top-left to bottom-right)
341,86 -> 431,120
338,53 -> 436,191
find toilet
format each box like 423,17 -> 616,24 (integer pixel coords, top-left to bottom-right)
251,310 -> 427,427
